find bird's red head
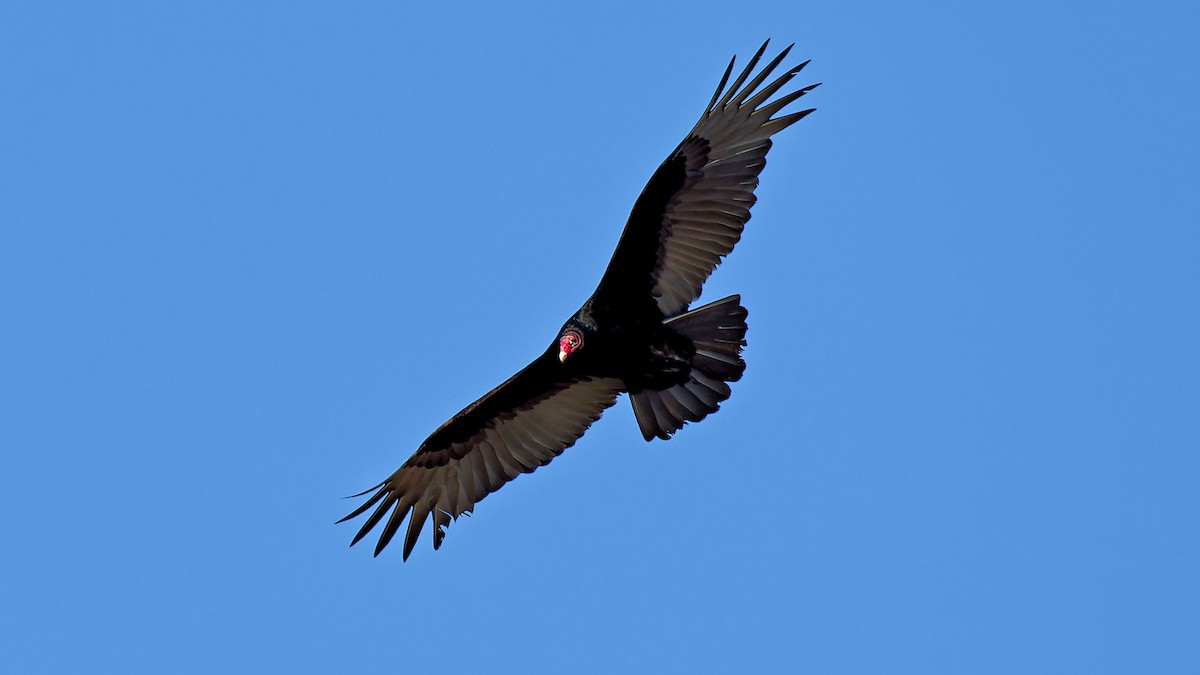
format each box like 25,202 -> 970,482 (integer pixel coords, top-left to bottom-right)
558,330 -> 583,363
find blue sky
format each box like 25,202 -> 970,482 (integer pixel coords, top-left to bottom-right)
2,2 -> 1198,672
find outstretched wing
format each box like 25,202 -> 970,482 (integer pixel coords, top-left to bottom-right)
340,347 -> 623,561
593,40 -> 819,318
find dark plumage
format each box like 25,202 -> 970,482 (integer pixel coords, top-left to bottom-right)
340,41 -> 819,560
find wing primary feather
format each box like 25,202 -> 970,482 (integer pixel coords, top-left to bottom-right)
705,55 -> 736,114
760,107 -> 817,136
403,501 -> 432,561
341,480 -> 387,501
717,39 -> 770,110
730,43 -> 793,108
337,483 -> 388,524
744,64 -> 813,113
754,83 -> 820,120
374,496 -> 414,557
433,507 -> 451,550
348,490 -> 393,546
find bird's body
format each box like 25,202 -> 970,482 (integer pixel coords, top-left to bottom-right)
341,41 -> 819,560
561,295 -> 693,390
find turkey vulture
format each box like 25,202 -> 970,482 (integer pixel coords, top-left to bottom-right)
341,41 -> 818,560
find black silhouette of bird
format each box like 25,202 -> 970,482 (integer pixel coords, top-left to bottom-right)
341,41 -> 819,560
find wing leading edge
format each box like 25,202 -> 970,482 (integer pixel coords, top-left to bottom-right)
340,347 -> 622,560
595,40 -> 819,317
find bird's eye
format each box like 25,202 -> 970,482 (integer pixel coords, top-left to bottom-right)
565,331 -> 581,348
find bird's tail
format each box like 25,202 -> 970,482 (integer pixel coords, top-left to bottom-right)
629,295 -> 748,441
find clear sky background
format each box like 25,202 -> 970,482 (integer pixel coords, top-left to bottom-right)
2,2 -> 1197,673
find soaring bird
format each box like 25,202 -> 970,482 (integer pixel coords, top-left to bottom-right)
341,41 -> 818,560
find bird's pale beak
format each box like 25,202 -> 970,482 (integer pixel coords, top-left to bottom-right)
558,333 -> 579,363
